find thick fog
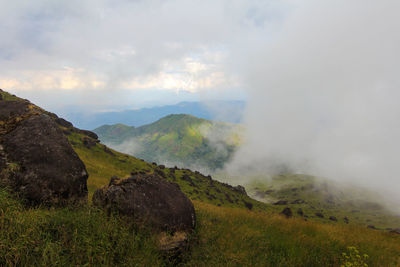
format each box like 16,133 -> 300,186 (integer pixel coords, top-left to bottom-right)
225,0 -> 400,206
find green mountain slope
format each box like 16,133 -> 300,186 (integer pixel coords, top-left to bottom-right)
95,114 -> 242,171
67,129 -> 262,211
1,89 -> 399,266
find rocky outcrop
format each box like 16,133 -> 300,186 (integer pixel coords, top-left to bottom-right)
0,99 -> 88,206
281,207 -> 293,218
297,208 -> 304,216
273,200 -> 288,205
329,216 -> 337,222
93,173 -> 196,232
93,173 -> 196,253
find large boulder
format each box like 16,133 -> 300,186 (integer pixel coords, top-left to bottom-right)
93,173 -> 196,232
0,100 -> 88,206
93,173 -> 196,253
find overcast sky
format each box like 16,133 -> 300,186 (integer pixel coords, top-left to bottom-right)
1,0 -> 400,205
0,0 -> 274,112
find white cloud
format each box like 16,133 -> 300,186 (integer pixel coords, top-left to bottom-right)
0,0 -> 265,93
225,0 -> 400,207
0,67 -> 104,91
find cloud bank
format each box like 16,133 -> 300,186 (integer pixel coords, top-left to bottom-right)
226,0 -> 400,206
0,0 -> 249,94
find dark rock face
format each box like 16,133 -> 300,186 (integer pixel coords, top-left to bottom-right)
55,117 -> 73,128
0,101 -> 31,119
181,174 -> 196,187
281,207 -> 293,218
93,173 -> 196,232
291,199 -> 305,204
103,145 -> 114,155
329,216 -> 337,222
82,137 -> 97,148
273,200 -> 288,205
1,113 -> 88,205
233,185 -> 247,195
297,208 -> 304,216
315,212 -> 324,218
243,200 -> 253,210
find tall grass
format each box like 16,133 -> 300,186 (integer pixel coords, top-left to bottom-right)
184,201 -> 400,267
1,189 -> 399,266
0,189 -> 162,267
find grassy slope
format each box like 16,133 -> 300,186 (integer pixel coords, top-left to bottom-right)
67,131 -> 263,210
67,132 -> 400,266
188,201 -> 400,267
241,174 -> 400,230
94,114 -> 241,170
0,91 -> 23,101
0,189 -> 162,267
1,189 -> 399,266
1,89 -> 400,266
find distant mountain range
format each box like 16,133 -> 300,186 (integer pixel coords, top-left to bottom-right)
94,114 -> 243,171
65,101 -> 245,130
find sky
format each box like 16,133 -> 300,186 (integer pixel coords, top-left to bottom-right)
0,0 -> 260,113
1,0 -> 400,206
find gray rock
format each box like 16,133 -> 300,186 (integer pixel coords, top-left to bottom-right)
297,208 -> 304,216
93,173 -> 196,232
1,113 -> 88,206
329,216 -> 337,222
281,207 -> 293,218
273,200 -> 288,205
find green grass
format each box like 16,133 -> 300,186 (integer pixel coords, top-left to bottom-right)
184,201 -> 400,267
65,132 -> 400,266
1,188 -> 399,267
68,131 -> 152,198
241,173 -> 400,229
67,130 -> 264,210
0,90 -> 23,101
0,189 -> 162,267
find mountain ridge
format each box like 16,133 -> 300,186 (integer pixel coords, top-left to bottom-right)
64,100 -> 245,129
94,113 -> 242,171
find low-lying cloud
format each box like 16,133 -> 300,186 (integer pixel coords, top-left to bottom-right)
225,0 -> 400,207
